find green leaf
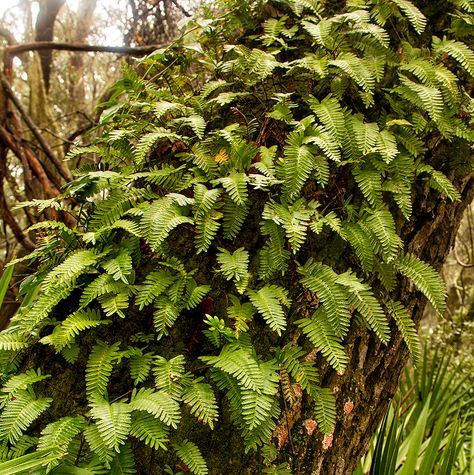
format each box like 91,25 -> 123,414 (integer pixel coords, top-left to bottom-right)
0,264 -> 14,309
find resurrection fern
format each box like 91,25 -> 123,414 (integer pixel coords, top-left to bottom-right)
394,253 -> 447,315
216,247 -> 250,294
173,440 -> 208,475
182,378 -> 219,429
0,0 -> 471,471
85,341 -> 122,399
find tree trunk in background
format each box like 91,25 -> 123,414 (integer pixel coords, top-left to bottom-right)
35,0 -> 66,91
68,0 -> 97,121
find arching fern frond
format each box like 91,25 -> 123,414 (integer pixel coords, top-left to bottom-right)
130,411 -> 169,450
173,440 -> 208,475
182,378 -> 219,429
86,341 -> 122,399
141,197 -> 193,252
89,395 -> 131,452
153,355 -> 185,398
432,36 -> 474,77
201,344 -> 264,392
130,388 -> 181,428
307,385 -> 336,435
298,260 -> 351,337
217,247 -> 249,294
385,299 -> 421,364
394,253 -> 447,315
0,390 -> 52,445
296,310 -> 349,373
365,209 -> 402,263
392,0 -> 427,34
40,308 -> 110,351
336,272 -> 390,343
135,270 -> 175,310
247,285 -> 290,336
37,416 -> 85,450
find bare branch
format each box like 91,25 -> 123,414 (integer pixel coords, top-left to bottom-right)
0,73 -> 73,182
4,41 -> 166,61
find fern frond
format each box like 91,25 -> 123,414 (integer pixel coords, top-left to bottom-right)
40,308 -> 109,351
217,247 -> 249,294
195,210 -> 222,253
42,249 -> 98,290
392,0 -> 427,33
110,441 -> 136,475
365,209 -> 402,262
141,197 -> 193,251
417,164 -> 461,201
89,189 -> 133,230
98,291 -> 130,318
222,197 -> 249,239
262,200 -> 313,253
89,395 -> 131,452
135,270 -> 175,310
38,416 -> 85,450
298,260 -> 351,337
394,253 -> 447,315
396,76 -> 444,122
241,396 -> 280,452
432,37 -> 474,77
153,297 -> 181,339
153,355 -> 185,398
182,378 -> 219,429
133,128 -> 183,164
102,249 -> 133,283
131,164 -> 186,189
84,423 -> 114,467
281,130 -> 314,201
128,350 -> 153,385
86,341 -> 122,399
247,285 -> 290,336
307,385 -> 336,434
259,221 -> 290,279
386,300 -> 421,364
130,411 -> 169,450
1,369 -> 50,402
201,345 -> 264,392
173,440 -> 208,475
0,390 -> 52,445
353,168 -> 383,207
307,95 -> 347,147
227,295 -> 256,334
215,172 -> 248,205
0,332 -> 29,351
329,52 -> 375,94
14,281 -> 75,332
296,310 -> 349,373
336,272 -> 390,343
130,388 -> 181,428
275,345 -> 320,389
185,282 -> 211,310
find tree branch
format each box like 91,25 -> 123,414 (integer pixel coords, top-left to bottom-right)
4,41 -> 166,61
0,73 -> 72,182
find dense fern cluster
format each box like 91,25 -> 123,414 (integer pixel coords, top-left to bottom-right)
0,0 -> 473,472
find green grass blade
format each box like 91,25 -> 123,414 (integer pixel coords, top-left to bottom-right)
398,394 -> 431,475
0,448 -> 63,474
0,264 -> 14,308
